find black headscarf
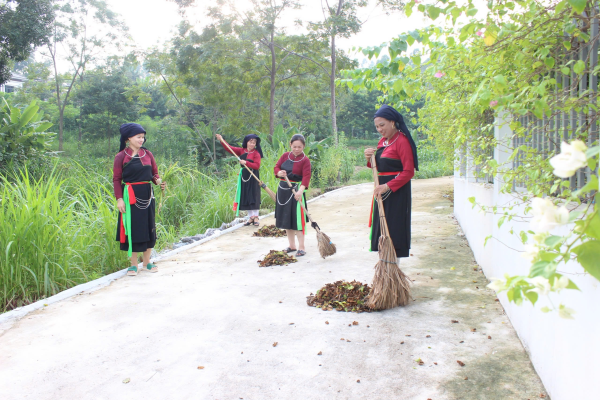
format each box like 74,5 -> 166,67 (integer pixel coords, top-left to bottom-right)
242,134 -> 264,158
119,123 -> 146,152
373,105 -> 419,171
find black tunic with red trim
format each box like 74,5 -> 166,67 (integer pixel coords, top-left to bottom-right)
113,149 -> 160,253
367,132 -> 415,257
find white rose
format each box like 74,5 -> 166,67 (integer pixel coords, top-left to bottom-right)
529,276 -> 551,295
549,140 -> 588,178
530,198 -> 569,232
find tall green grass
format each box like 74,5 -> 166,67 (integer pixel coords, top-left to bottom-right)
0,166 -> 127,310
0,144 -> 292,311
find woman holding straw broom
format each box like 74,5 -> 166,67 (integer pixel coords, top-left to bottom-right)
114,123 -> 166,276
215,133 -> 263,227
365,105 -> 419,260
274,134 -> 312,257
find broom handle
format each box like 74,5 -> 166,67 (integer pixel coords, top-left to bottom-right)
370,154 -> 391,237
283,176 -> 320,232
219,137 -> 266,186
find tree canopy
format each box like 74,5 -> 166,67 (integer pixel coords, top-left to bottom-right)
0,0 -> 54,85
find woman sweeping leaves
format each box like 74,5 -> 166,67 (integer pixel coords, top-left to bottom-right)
114,123 -> 166,276
274,134 -> 312,257
365,105 -> 419,260
215,133 -> 263,226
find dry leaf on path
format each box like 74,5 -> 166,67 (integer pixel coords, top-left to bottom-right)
197,366 -> 205,370
272,342 -> 278,347
457,360 -> 465,367
123,378 -> 130,384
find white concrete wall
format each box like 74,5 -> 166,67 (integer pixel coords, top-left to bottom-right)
454,119 -> 600,400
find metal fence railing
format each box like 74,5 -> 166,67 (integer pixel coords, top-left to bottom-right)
512,9 -> 599,192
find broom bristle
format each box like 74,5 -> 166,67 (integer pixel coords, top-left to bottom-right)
316,231 -> 336,259
367,235 -> 411,310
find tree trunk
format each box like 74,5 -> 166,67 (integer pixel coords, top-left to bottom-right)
50,45 -> 64,152
58,108 -> 64,151
269,38 -> 277,137
330,33 -> 338,145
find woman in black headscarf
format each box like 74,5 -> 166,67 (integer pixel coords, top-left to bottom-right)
365,105 -> 419,259
215,133 -> 263,226
113,123 -> 166,276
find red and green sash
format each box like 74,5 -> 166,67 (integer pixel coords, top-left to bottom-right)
119,181 -> 151,257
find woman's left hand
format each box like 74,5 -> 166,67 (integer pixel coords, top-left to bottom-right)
160,182 -> 167,191
374,184 -> 390,197
239,160 -> 247,166
294,189 -> 304,202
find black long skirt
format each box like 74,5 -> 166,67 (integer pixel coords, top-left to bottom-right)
275,180 -> 308,233
370,178 -> 411,257
238,167 -> 261,211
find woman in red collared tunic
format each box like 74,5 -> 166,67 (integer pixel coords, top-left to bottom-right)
215,133 -> 263,226
364,105 -> 419,258
113,123 -> 165,276
274,134 -> 312,257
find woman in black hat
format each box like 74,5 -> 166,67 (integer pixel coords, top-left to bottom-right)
113,123 -> 166,276
215,133 -> 263,226
365,105 -> 419,259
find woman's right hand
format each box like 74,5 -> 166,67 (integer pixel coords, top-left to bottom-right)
215,134 -> 223,142
364,148 -> 376,159
117,198 -> 126,214
277,170 -> 287,178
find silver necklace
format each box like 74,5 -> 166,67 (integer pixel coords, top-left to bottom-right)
383,133 -> 400,147
124,148 -> 146,159
287,152 -> 306,162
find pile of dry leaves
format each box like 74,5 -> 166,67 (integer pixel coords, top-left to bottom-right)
306,280 -> 373,313
257,250 -> 297,267
253,225 -> 287,237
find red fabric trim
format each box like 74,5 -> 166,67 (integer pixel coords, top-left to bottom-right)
119,214 -> 126,243
233,202 -> 238,212
300,204 -> 306,234
368,196 -> 374,227
378,171 -> 401,176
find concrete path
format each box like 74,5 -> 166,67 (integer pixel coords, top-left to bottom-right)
0,177 -> 547,400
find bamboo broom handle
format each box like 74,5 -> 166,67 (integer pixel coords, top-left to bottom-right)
283,176 -> 320,231
218,137 -> 265,185
370,154 -> 391,237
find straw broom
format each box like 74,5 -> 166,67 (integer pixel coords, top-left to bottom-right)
218,137 -> 276,202
284,176 -> 336,259
367,154 -> 411,310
